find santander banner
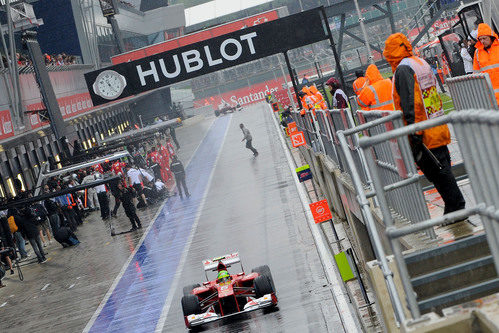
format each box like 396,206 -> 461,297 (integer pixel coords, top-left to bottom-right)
194,77 -> 297,109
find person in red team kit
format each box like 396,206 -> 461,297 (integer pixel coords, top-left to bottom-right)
157,142 -> 173,182
147,147 -> 164,181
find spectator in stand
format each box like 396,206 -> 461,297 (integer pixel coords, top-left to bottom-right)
56,54 -> 64,66
44,53 -> 51,65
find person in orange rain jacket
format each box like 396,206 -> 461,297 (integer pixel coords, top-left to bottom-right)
384,33 -> 465,217
357,64 -> 394,111
473,23 -> 499,106
352,70 -> 368,97
309,85 -> 327,110
300,86 -> 315,110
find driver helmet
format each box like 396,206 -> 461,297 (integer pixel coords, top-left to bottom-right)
217,270 -> 231,284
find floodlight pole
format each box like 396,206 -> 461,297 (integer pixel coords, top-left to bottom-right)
108,15 -> 125,54
283,51 -> 302,109
353,0 -> 374,64
320,6 -> 347,90
5,0 -> 24,130
23,30 -> 73,164
278,55 -> 296,109
0,23 -> 15,123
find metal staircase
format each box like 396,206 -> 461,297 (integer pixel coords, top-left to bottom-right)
404,233 -> 499,314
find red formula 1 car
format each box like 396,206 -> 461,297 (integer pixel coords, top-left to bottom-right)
181,252 -> 277,329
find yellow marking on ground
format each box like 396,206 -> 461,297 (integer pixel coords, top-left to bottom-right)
105,242 -> 110,246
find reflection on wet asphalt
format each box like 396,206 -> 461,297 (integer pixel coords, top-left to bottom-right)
0,104 -> 345,333
161,104 -> 344,332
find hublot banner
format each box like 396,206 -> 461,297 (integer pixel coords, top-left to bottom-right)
85,8 -> 329,106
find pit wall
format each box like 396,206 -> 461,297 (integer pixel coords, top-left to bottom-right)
297,145 -> 415,332
297,144 -> 499,333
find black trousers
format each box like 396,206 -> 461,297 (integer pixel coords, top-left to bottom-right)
62,207 -> 78,232
416,145 -> 465,214
435,72 -> 446,93
245,139 -> 258,155
124,206 -> 141,228
175,174 -> 190,197
171,127 -> 180,149
133,183 -> 147,207
111,191 -> 121,215
97,192 -> 110,219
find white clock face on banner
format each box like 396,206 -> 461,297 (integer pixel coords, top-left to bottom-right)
92,70 -> 127,100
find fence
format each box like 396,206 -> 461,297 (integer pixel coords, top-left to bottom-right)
446,73 -> 498,111
356,111 -> 432,232
350,109 -> 499,322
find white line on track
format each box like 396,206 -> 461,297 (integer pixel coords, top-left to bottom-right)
268,104 -> 361,333
82,117 -> 217,333
69,284 -> 75,289
41,283 -> 50,291
155,115 -> 233,333
0,302 -> 7,307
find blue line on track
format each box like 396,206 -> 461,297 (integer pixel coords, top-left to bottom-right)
88,115 -> 231,333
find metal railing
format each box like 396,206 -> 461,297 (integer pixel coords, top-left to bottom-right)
356,111 -> 432,230
446,73 -> 499,111
353,109 -> 499,322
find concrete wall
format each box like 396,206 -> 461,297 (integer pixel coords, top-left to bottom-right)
297,144 -> 393,266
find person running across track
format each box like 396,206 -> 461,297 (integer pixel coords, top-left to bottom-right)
240,123 -> 258,156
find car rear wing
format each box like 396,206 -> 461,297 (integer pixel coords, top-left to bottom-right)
203,252 -> 240,272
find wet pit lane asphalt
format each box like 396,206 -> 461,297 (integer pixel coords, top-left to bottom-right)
0,103 -> 346,333
157,103 -> 345,332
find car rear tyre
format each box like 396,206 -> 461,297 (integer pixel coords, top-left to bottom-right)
254,275 -> 273,298
214,110 -> 220,117
183,283 -> 201,296
252,265 -> 275,291
181,295 -> 202,317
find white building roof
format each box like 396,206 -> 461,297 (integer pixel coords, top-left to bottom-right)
185,0 -> 273,26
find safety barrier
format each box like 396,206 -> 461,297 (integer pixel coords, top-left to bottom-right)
349,109 -> 499,323
446,73 -> 498,111
314,109 -> 339,163
356,111 -> 432,230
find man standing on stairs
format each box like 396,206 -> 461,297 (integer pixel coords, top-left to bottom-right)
383,33 -> 465,220
240,123 -> 258,157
